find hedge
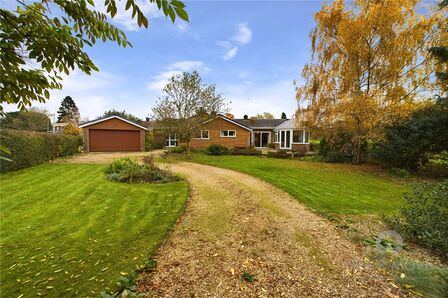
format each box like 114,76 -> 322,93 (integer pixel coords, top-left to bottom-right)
0,129 -> 82,173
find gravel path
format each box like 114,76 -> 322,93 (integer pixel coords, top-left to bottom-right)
139,162 -> 407,297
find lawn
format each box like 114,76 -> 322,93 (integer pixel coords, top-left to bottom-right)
0,163 -> 188,297
184,154 -> 408,215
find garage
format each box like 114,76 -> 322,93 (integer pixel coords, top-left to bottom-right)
79,116 -> 148,152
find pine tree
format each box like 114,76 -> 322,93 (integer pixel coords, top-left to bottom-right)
281,112 -> 287,119
57,96 -> 78,123
429,0 -> 447,99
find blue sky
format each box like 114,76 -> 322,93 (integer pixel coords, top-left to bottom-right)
6,0 -> 324,121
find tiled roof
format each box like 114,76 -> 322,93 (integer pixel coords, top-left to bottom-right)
233,118 -> 287,129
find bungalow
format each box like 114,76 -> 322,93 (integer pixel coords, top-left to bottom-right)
79,114 -> 310,153
150,114 -> 311,152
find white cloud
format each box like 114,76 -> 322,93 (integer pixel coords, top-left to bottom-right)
223,47 -> 238,60
218,23 -> 252,60
176,21 -> 189,32
232,23 -> 252,45
146,60 -> 209,91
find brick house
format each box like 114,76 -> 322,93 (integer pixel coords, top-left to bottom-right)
150,114 -> 311,152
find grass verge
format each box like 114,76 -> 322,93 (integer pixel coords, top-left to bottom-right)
0,163 -> 188,297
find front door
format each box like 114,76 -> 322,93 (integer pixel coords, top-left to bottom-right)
280,130 -> 291,149
254,132 -> 270,148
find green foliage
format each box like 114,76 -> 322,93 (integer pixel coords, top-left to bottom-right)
385,180 -> 448,257
319,131 -> 357,163
418,151 -> 448,178
250,112 -> 274,119
267,142 -> 275,149
145,132 -> 153,151
0,163 -> 189,297
281,112 -> 287,119
100,272 -> 145,298
206,144 -> 229,155
169,144 -> 188,154
0,109 -> 50,131
57,96 -> 78,123
101,109 -> 143,125
388,168 -> 410,178
0,0 -> 188,110
104,157 -> 180,183
241,272 -> 254,283
372,99 -> 448,170
0,129 -> 82,173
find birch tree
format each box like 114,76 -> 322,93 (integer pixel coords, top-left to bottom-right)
296,0 -> 445,163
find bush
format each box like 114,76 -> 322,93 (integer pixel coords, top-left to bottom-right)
104,157 -> 180,183
388,168 -> 410,178
0,129 -> 82,173
169,144 -> 187,154
206,144 -> 229,155
267,143 -> 275,149
62,123 -> 81,135
267,151 -> 291,159
385,180 -> 448,258
419,151 -> 448,179
144,132 -> 153,151
232,148 -> 261,156
319,132 -> 355,163
372,99 -> 448,170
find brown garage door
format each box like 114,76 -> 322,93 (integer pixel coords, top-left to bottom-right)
89,129 -> 140,152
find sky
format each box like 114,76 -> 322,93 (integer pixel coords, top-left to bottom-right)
4,0 -> 325,121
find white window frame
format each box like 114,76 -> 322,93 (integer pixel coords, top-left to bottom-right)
291,130 -> 310,144
166,134 -> 177,147
220,130 -> 236,138
193,130 -> 209,140
275,131 -> 280,143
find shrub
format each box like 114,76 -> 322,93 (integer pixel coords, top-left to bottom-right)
169,144 -> 188,154
206,144 -> 229,155
267,143 -> 275,149
232,148 -> 261,156
63,123 -> 81,135
267,151 -> 291,159
384,180 -> 448,258
0,129 -> 82,173
104,157 -> 180,183
319,131 -> 355,163
418,151 -> 448,178
388,168 -> 410,178
145,132 -> 153,151
372,99 -> 448,170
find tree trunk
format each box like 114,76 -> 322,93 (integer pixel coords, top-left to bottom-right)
352,140 -> 367,164
186,139 -> 191,158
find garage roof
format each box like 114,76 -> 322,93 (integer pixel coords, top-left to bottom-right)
79,116 -> 148,130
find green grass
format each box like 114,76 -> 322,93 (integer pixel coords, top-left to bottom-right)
0,163 -> 188,297
184,154 -> 407,215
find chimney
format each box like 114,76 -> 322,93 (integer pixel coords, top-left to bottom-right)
243,114 -> 248,120
145,117 -> 150,121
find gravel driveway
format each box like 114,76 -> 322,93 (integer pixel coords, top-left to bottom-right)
139,162 -> 407,297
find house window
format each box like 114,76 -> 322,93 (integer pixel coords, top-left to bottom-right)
254,132 -> 270,148
293,130 -> 304,143
275,131 -> 279,143
166,134 -> 177,147
194,130 -> 209,139
304,131 -> 310,143
220,130 -> 236,137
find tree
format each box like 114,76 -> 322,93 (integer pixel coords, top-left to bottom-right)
100,109 -> 143,124
296,0 -> 445,164
281,112 -> 287,119
152,71 -> 227,155
0,108 -> 50,131
250,112 -> 274,119
428,0 -> 448,99
0,0 -> 188,111
63,123 -> 82,135
57,96 -> 79,123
